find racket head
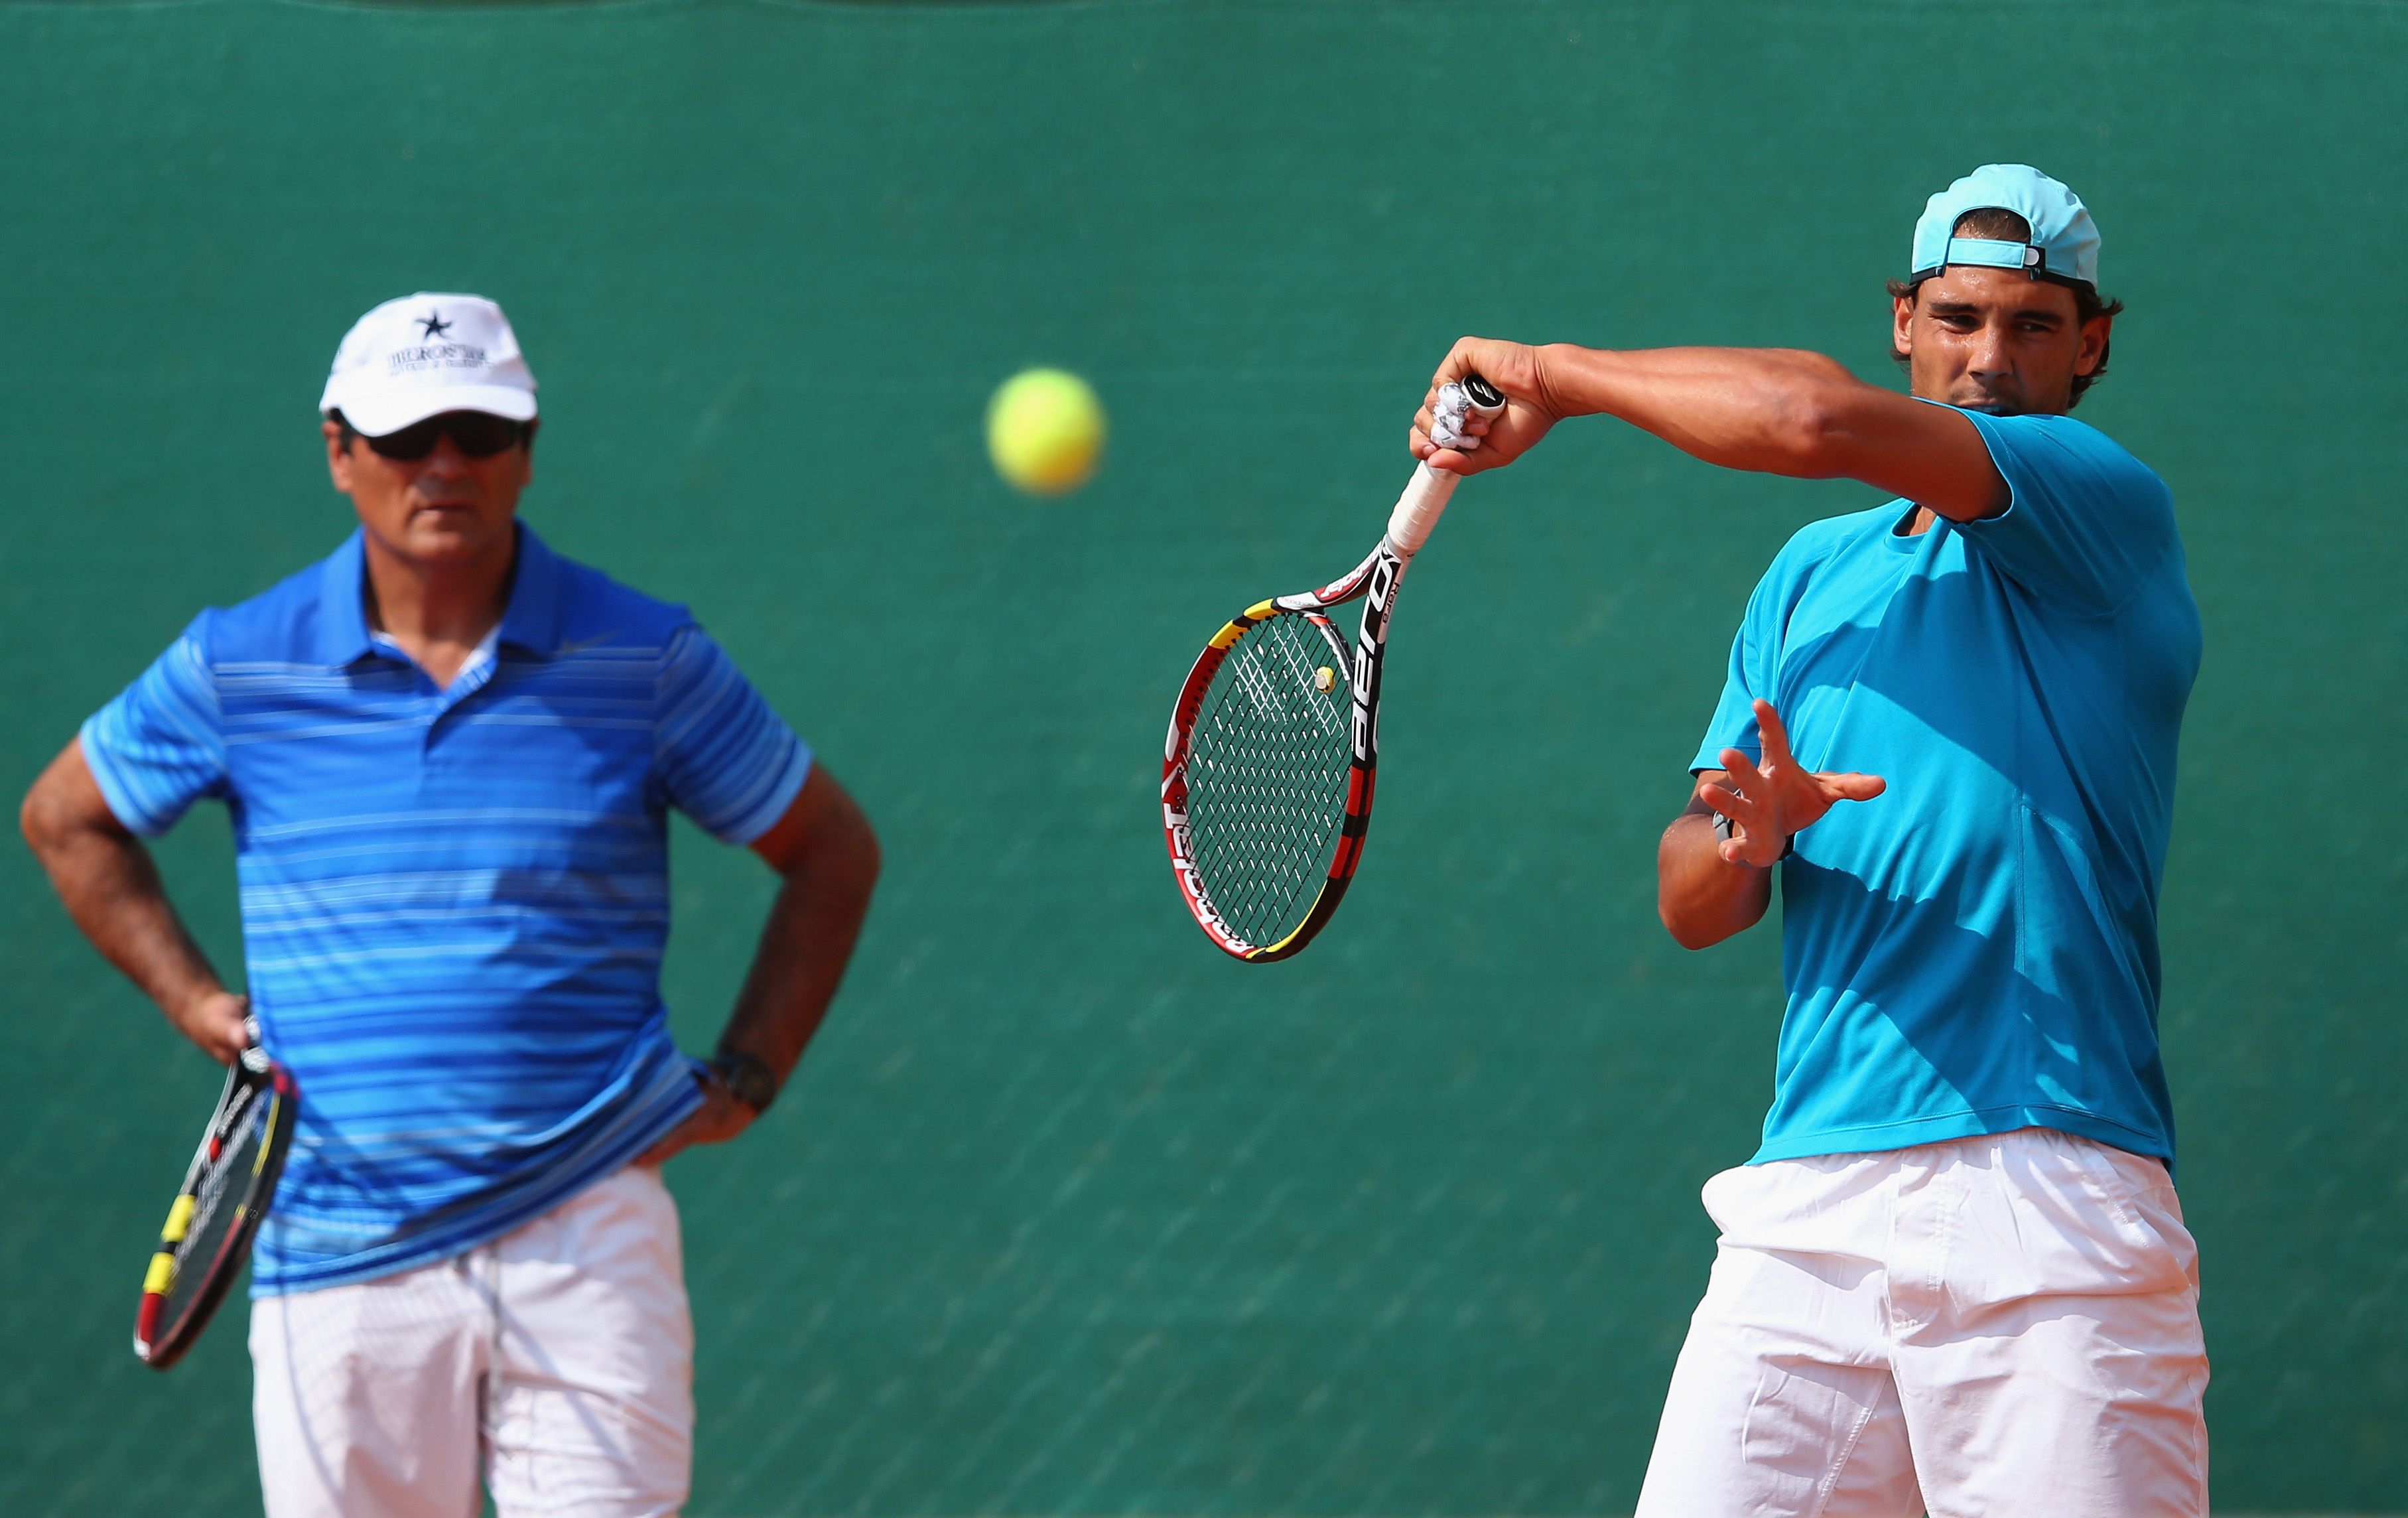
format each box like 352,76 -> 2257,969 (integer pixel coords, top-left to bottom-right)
1164,598 -> 1372,961
135,1050 -> 299,1370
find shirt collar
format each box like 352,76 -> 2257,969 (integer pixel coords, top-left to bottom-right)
316,519 -> 565,667
316,529 -> 375,667
497,523 -> 563,656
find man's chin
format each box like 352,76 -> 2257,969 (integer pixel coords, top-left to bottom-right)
1952,394 -> 2023,417
395,520 -> 504,563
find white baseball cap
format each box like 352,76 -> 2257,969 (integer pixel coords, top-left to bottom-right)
318,293 -> 538,437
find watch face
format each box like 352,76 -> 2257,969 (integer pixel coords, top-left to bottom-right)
716,1054 -> 777,1113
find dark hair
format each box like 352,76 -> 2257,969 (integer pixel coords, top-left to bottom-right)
1886,208 -> 2124,406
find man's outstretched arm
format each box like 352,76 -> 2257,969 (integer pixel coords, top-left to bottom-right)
1658,701 -> 1886,950
1409,339 -> 2007,522
19,739 -> 249,1062
639,762 -> 882,1163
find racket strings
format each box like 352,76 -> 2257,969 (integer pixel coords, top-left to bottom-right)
165,1095 -> 268,1314
1184,614 -> 1355,945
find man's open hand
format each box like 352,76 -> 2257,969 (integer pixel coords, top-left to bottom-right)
1699,699 -> 1887,866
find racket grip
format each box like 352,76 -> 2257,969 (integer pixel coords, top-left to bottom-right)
1388,373 -> 1506,554
1385,461 -> 1461,555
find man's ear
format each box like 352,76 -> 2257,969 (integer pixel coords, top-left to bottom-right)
1891,291 -> 1918,357
322,419 -> 355,494
2074,312 -> 2113,378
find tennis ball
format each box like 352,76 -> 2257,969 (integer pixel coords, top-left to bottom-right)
986,368 -> 1106,496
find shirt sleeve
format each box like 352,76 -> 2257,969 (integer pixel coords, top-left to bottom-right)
79,614 -> 228,836
654,624 -> 813,846
1949,407 -> 2178,615
1689,567 -> 1786,774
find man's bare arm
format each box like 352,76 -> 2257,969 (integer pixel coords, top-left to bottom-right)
638,762 -> 881,1164
1410,338 -> 2007,522
720,763 -> 881,1083
1658,776 -> 1773,950
1655,702 -> 1887,951
19,739 -> 249,1063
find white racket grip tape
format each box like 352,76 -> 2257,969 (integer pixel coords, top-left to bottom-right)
1387,374 -> 1505,554
1384,461 -> 1461,556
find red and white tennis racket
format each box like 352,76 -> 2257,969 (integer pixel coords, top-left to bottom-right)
135,1019 -> 299,1369
1162,375 -> 1506,961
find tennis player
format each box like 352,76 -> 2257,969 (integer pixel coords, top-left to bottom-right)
1410,166 -> 2205,1513
19,293 -> 880,1517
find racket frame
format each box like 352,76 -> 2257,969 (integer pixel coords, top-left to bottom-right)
1163,458 -> 1474,962
1165,377 -> 1502,962
134,1045 -> 299,1370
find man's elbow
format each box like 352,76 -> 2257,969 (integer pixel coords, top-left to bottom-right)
1658,902 -> 1735,953
20,767 -> 82,858
801,807 -> 880,896
848,821 -> 883,892
19,783 -> 51,855
21,742 -> 122,859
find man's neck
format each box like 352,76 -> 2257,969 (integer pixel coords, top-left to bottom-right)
361,527 -> 517,687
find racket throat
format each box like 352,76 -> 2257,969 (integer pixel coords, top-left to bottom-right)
1347,543 -> 1413,771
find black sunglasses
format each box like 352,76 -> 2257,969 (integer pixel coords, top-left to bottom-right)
359,411 -> 531,461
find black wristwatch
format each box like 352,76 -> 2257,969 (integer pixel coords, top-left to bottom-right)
1713,811 -> 1794,864
706,1050 -> 781,1116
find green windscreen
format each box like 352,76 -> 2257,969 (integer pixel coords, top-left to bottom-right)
0,3 -> 2401,1513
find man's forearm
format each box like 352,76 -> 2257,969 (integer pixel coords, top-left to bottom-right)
718,807 -> 881,1086
21,741 -> 238,1051
1533,344 -> 1867,476
1526,344 -> 2002,519
1657,809 -> 1772,950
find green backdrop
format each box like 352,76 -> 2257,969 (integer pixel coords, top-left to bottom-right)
2,1 -> 2401,1513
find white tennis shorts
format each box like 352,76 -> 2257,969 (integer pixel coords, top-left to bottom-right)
1635,1126 -> 2208,1518
250,1165 -> 693,1518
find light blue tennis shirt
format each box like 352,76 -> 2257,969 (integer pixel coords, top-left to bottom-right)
82,523 -> 812,1293
1694,408 -> 2200,1164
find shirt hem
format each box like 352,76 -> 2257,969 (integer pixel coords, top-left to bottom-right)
1749,1103 -> 2171,1166
77,714 -> 172,837
248,1073 -> 704,1298
1688,744 -> 1759,775
722,744 -> 812,848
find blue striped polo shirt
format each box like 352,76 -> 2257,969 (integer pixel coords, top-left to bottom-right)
82,523 -> 812,1294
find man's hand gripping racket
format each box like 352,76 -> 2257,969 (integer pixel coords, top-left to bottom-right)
1162,376 -> 1506,961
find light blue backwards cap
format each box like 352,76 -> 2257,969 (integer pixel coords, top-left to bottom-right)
1910,164 -> 2100,290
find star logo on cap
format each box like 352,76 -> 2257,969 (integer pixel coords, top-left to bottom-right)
417,310 -> 453,339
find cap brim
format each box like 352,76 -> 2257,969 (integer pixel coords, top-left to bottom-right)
328,383 -> 538,437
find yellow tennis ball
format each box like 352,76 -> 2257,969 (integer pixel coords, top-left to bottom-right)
986,368 -> 1106,496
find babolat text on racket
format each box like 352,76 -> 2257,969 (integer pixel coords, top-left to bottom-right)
1162,374 -> 1506,961
134,1019 -> 299,1369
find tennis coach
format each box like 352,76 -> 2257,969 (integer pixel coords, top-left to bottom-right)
21,293 -> 880,1516
1411,167 -> 2205,1514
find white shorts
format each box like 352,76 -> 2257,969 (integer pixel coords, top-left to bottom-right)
250,1165 -> 693,1518
1635,1127 -> 2208,1518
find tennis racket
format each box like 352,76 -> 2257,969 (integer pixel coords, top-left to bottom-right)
1162,374 -> 1505,961
134,1018 -> 299,1369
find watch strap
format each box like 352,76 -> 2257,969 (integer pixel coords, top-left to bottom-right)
706,1050 -> 780,1115
1711,810 -> 1794,864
